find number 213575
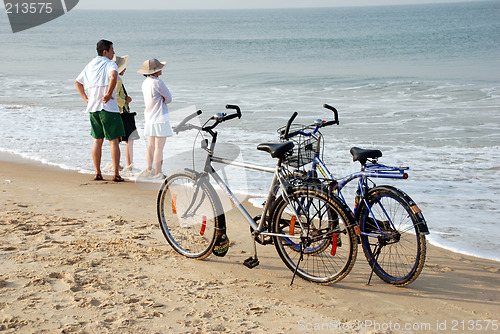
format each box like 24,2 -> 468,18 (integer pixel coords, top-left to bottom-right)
451,320 -> 498,331
5,2 -> 53,14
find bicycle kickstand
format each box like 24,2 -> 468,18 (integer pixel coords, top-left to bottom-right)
243,236 -> 260,269
367,243 -> 382,285
290,242 -> 305,286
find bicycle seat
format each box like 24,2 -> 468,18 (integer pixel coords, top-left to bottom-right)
350,147 -> 382,164
257,142 -> 294,159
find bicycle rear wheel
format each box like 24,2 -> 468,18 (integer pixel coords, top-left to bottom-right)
157,170 -> 224,259
359,186 -> 426,286
271,187 -> 357,285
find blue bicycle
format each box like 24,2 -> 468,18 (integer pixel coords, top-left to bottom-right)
278,105 -> 429,286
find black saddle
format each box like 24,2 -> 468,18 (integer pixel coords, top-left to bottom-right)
257,142 -> 294,159
350,147 -> 382,165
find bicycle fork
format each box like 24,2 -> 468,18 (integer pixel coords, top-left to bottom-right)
357,183 -> 395,285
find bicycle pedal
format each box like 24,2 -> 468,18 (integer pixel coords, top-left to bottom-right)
243,257 -> 260,269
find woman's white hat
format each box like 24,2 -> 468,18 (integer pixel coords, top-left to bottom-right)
113,55 -> 129,73
137,58 -> 166,75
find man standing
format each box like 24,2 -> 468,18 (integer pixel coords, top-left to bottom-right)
75,40 -> 125,182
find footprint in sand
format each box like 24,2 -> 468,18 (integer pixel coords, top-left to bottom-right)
426,264 -> 453,272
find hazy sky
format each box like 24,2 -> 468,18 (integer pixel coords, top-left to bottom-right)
76,0 -> 483,10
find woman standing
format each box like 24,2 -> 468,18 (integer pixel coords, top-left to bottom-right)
138,58 -> 172,178
114,55 -> 139,171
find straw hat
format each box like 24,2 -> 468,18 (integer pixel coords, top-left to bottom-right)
113,55 -> 129,73
137,58 -> 166,75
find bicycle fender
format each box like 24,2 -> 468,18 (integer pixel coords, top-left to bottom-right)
213,231 -> 230,257
361,185 -> 429,235
183,168 -> 201,177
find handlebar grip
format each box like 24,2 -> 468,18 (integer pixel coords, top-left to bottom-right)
286,130 -> 301,138
283,112 -> 298,139
323,120 -> 339,126
225,104 -> 242,119
323,104 -> 339,124
223,112 -> 240,122
174,109 -> 202,133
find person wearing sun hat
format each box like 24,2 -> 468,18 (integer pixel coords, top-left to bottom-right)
113,55 -> 139,172
138,58 -> 172,178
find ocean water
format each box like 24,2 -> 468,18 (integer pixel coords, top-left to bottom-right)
0,2 -> 499,261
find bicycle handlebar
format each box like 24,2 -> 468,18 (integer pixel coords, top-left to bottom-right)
202,104 -> 242,133
283,111 -> 298,139
173,109 -> 203,134
323,104 -> 339,126
224,104 -> 242,121
173,105 -> 242,135
282,104 -> 339,139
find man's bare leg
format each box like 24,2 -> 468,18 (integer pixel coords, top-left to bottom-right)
110,138 -> 121,179
92,138 -> 104,178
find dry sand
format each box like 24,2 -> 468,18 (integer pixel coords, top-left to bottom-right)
1,152 -> 499,333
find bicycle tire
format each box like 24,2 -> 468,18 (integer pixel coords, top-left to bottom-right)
271,186 -> 358,285
358,185 -> 426,286
157,170 -> 225,259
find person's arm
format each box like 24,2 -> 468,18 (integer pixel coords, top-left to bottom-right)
74,81 -> 88,104
158,80 -> 172,104
102,70 -> 118,103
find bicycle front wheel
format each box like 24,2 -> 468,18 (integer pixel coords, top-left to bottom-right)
359,186 -> 426,286
157,170 -> 224,259
271,187 -> 358,285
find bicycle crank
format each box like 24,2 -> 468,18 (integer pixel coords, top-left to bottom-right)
250,215 -> 273,245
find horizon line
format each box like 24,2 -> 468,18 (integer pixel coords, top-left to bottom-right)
74,0 -> 484,11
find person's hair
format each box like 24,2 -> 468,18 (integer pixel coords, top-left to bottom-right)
144,72 -> 160,78
96,40 -> 113,56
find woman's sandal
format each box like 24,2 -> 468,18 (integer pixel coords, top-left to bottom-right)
112,175 -> 124,182
94,173 -> 103,181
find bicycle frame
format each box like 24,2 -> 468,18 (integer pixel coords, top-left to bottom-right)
287,121 -> 411,240
194,121 -> 309,241
310,154 -> 410,236
313,156 -> 409,202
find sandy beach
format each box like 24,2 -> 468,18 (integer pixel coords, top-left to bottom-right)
0,152 -> 499,334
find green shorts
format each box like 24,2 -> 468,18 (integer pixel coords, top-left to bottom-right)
90,110 -> 126,140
